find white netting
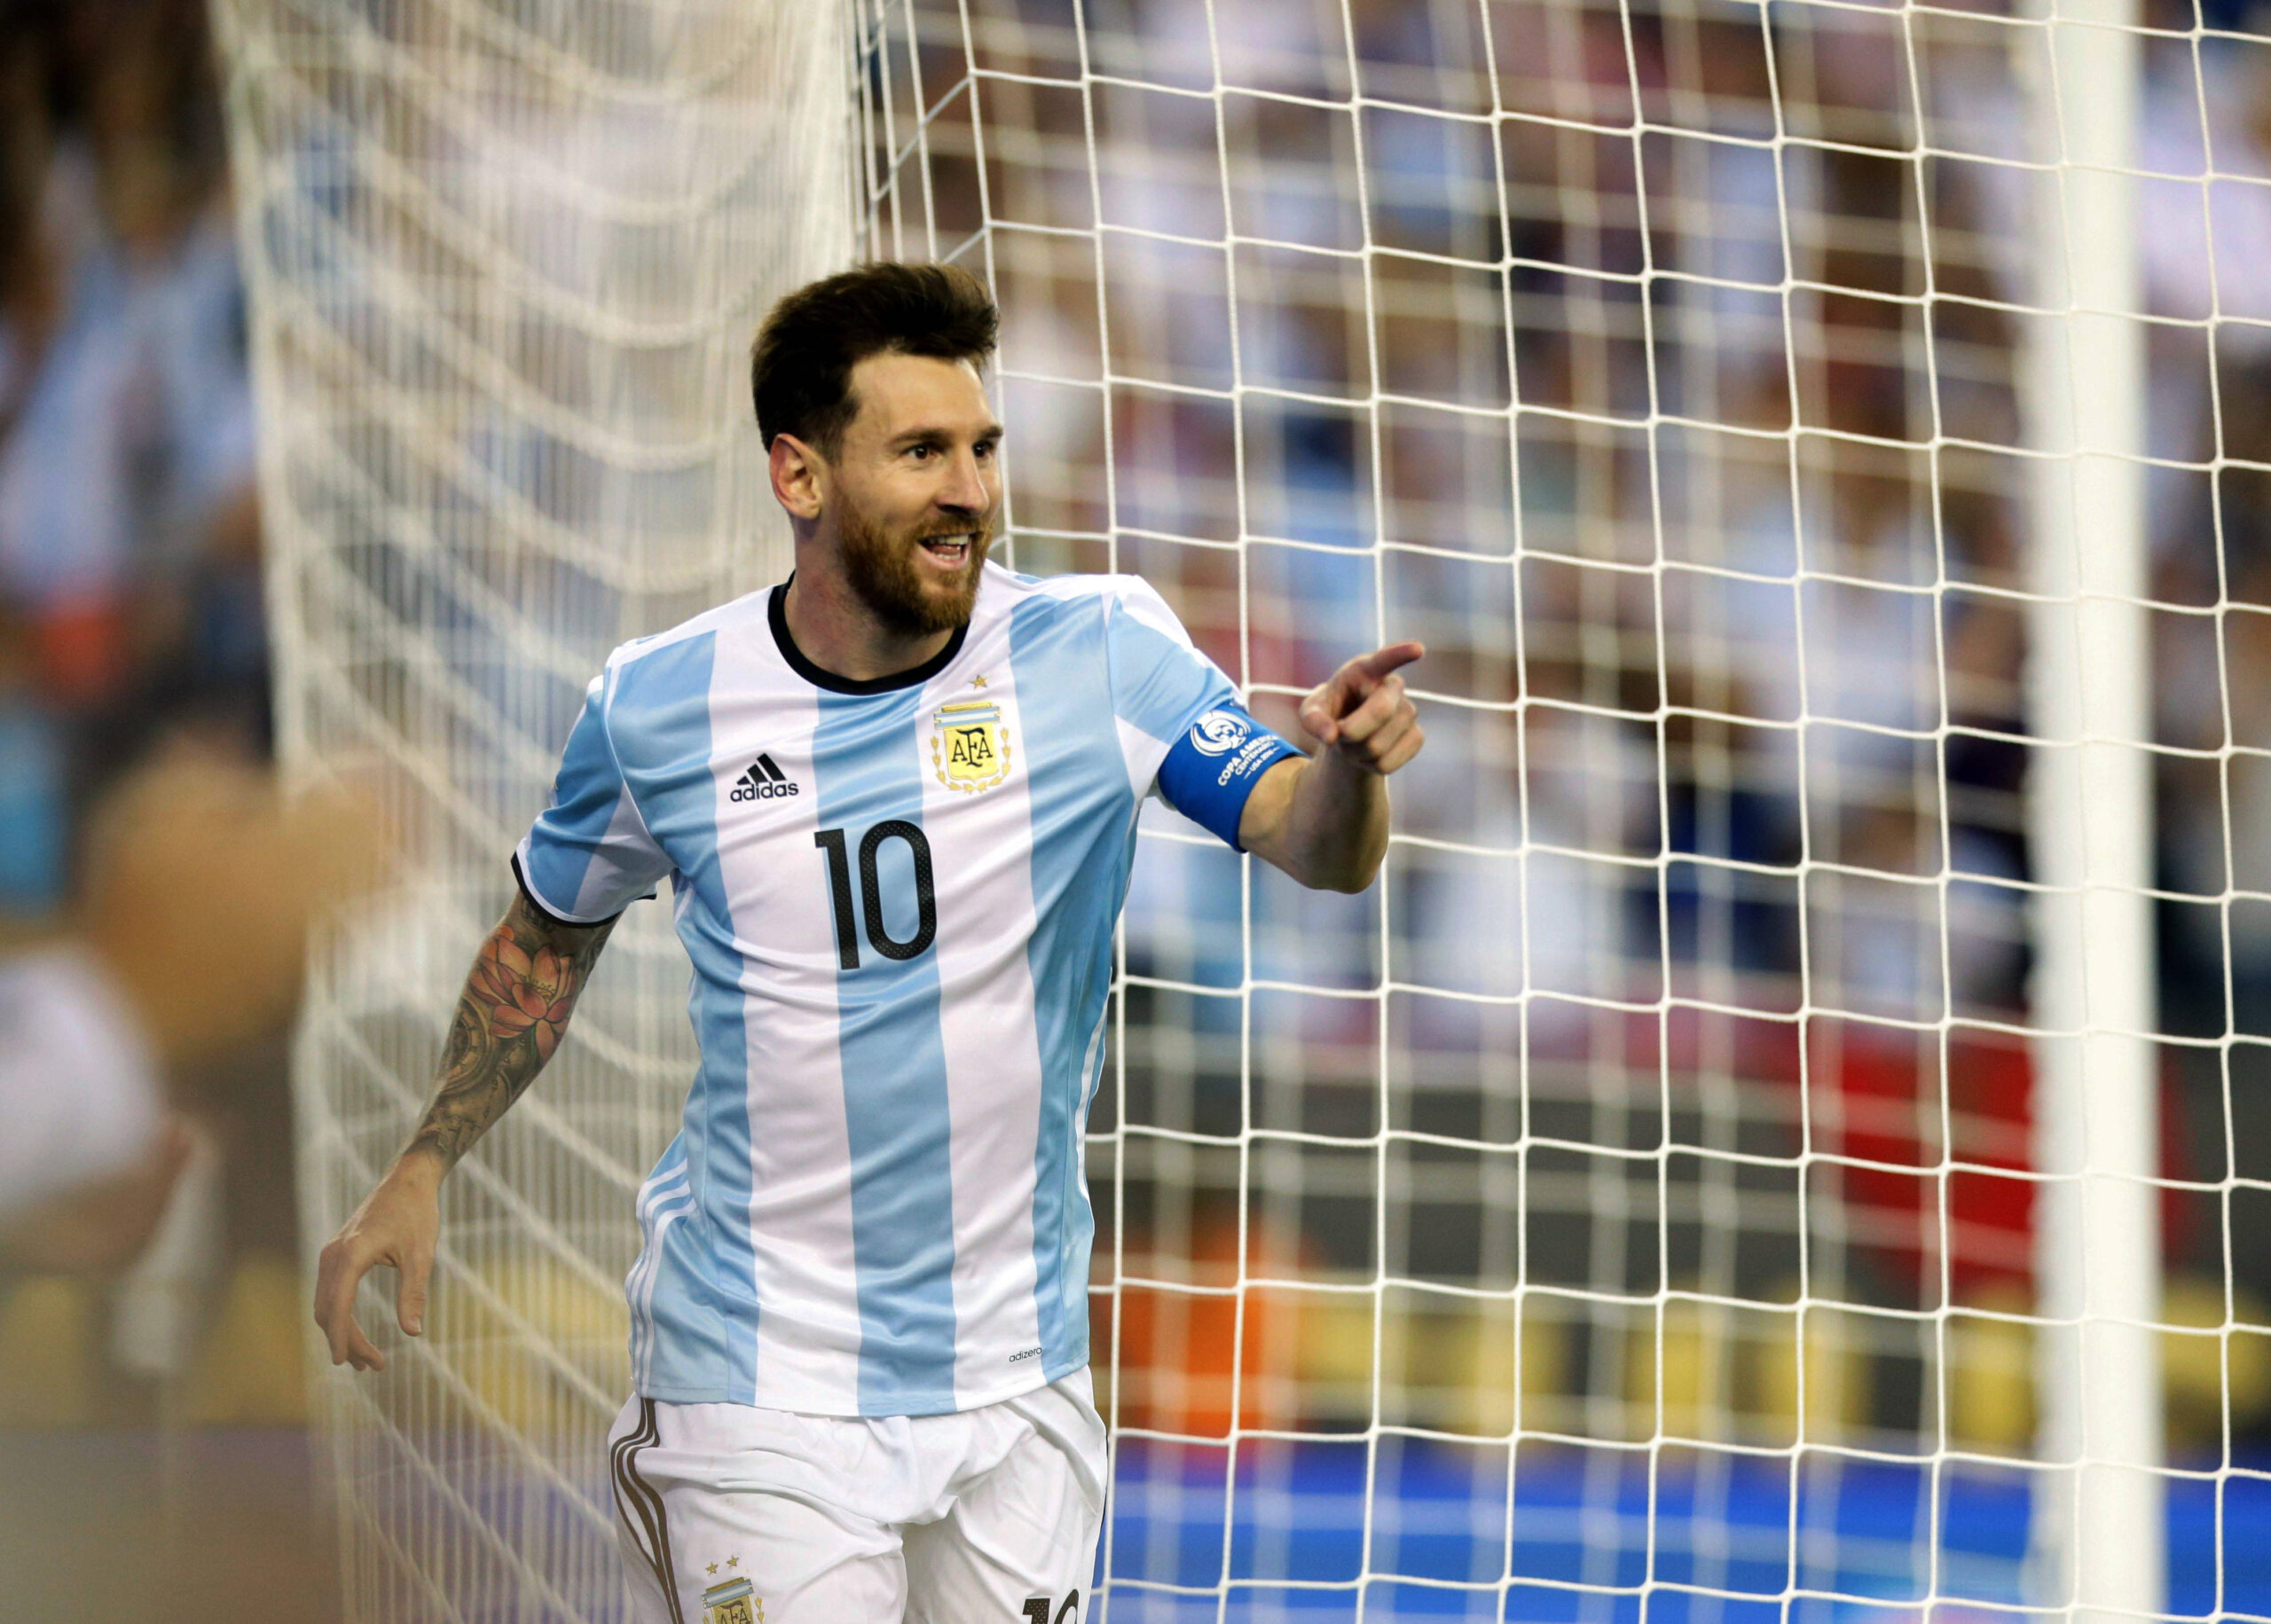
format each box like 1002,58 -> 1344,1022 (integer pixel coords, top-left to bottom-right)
216,0 -> 849,1615
228,0 -> 2271,1614
855,0 -> 2262,1615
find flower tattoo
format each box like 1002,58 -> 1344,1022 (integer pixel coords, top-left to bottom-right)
472,937 -> 573,1060
405,890 -> 617,1170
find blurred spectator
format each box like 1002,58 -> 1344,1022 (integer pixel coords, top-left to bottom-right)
0,946 -> 179,1267
0,2 -> 316,1440
0,0 -> 258,764
0,596 -> 68,915
0,750 -> 376,1270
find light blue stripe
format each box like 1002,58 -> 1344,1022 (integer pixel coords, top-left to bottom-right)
1107,602 -> 1230,739
1011,595 -> 1138,1377
520,682 -> 621,915
609,632 -> 756,1401
812,687 -> 960,1414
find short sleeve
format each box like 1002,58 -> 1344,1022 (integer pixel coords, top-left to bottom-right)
1106,579 -> 1301,851
513,675 -> 671,923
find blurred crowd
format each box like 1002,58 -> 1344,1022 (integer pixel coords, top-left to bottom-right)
0,0 -> 263,871
0,0 -> 287,1297
0,12 -> 370,1608
924,0 -> 2271,1449
0,5 -> 343,1614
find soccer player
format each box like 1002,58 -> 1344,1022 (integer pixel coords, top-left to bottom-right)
314,263 -> 1425,1622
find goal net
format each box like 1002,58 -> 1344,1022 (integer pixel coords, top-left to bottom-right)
215,0 -> 848,1613
222,0 -> 2267,1615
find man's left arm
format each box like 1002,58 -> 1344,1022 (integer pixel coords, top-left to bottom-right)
1238,641 -> 1426,894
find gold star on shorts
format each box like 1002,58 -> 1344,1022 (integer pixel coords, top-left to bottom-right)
970,673 -> 988,687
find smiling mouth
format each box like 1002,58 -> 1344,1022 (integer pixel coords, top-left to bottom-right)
919,533 -> 976,567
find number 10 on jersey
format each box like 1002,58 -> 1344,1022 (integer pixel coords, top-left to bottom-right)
813,823 -> 937,969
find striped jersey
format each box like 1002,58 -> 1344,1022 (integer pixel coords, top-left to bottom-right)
514,564 -> 1298,1416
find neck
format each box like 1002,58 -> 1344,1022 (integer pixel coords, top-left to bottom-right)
782,546 -> 957,684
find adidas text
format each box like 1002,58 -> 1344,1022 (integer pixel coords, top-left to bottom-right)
731,754 -> 799,802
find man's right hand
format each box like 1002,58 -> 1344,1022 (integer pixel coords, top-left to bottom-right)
314,1152 -> 442,1371
317,890 -> 617,1370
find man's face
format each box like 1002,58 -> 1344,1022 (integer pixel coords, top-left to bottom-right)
825,351 -> 1002,637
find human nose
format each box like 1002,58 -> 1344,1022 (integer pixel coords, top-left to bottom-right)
937,447 -> 989,516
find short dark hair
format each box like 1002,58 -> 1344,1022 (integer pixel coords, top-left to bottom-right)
750,262 -> 1000,455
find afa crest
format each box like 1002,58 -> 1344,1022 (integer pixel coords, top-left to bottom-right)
703,1575 -> 762,1624
931,699 -> 1013,794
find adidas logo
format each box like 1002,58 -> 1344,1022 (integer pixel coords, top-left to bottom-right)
729,753 -> 800,803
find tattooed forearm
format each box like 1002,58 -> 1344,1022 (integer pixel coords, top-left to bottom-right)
404,890 -> 617,1172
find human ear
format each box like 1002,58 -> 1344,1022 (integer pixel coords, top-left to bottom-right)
770,435 -> 827,522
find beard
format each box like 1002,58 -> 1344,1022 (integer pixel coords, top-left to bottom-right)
837,496 -> 993,638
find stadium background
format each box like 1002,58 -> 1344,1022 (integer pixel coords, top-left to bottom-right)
2,0 -> 2270,1617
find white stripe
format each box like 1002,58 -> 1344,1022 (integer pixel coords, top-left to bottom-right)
707,624 -> 865,1413
633,1196 -> 695,1390
919,619 -> 1047,1407
626,1169 -> 691,1380
1115,716 -> 1171,802
573,783 -> 659,921
625,1170 -> 688,1373
635,1168 -> 688,1213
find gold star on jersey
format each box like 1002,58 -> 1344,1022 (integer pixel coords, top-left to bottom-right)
931,697 -> 1012,794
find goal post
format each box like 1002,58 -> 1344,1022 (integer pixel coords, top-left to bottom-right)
2021,0 -> 2164,1606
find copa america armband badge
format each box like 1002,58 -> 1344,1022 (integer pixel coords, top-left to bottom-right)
1188,709 -> 1249,757
931,698 -> 1013,794
1188,706 -> 1285,787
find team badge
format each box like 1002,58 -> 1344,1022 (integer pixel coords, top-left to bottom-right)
931,698 -> 1013,794
703,1575 -> 762,1624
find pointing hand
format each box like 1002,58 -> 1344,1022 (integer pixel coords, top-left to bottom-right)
1297,642 -> 1426,776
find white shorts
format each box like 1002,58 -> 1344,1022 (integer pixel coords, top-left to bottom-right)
607,1370 -> 1105,1624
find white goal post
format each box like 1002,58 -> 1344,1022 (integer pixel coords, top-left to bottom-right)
215,0 -> 2249,1615
2022,0 -> 2162,1609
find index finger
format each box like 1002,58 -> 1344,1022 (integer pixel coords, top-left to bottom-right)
1353,641 -> 1426,683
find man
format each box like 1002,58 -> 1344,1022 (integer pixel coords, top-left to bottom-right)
314,263 -> 1424,1621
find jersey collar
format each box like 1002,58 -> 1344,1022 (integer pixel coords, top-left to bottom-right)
767,577 -> 971,695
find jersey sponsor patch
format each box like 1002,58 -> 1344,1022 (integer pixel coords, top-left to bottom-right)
931,699 -> 1013,794
1188,708 -> 1249,756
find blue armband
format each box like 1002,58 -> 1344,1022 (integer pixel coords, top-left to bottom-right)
1155,703 -> 1301,851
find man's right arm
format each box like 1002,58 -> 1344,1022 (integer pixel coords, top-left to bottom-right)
314,889 -> 617,1371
